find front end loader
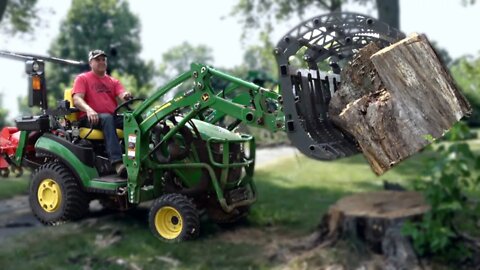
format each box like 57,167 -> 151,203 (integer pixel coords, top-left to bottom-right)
0,12 -> 404,242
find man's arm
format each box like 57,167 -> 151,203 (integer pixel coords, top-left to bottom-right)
113,79 -> 132,103
73,93 -> 99,125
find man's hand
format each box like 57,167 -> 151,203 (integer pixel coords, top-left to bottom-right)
123,92 -> 133,101
86,108 -> 99,125
73,93 -> 99,125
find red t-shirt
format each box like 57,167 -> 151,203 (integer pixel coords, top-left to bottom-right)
72,71 -> 125,118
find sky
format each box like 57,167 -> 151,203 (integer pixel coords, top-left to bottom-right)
1,0 -> 479,120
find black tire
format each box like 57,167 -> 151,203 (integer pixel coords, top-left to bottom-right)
149,193 -> 200,242
11,165 -> 23,177
0,168 -> 9,178
29,162 -> 89,225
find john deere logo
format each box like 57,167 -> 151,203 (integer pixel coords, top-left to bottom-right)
201,93 -> 209,102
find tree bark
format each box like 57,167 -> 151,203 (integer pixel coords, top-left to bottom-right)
330,33 -> 471,175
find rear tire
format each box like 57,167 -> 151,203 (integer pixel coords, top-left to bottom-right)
29,162 -> 89,225
149,193 -> 200,242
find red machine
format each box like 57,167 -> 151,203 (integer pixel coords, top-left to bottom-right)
0,127 -> 24,177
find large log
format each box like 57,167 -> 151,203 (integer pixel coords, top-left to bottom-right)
329,42 -> 386,117
330,33 -> 471,175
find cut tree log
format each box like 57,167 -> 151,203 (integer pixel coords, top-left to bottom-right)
315,191 -> 429,270
330,33 -> 471,175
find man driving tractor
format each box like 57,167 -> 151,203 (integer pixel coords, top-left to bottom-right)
72,49 -> 132,176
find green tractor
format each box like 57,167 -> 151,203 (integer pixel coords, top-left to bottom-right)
0,13 -> 404,242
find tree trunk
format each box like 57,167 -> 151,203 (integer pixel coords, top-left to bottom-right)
330,33 -> 471,175
376,0 -> 400,29
329,0 -> 342,12
314,191 -> 429,269
0,0 -> 7,23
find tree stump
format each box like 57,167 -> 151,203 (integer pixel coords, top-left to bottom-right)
330,33 -> 471,175
315,191 -> 430,269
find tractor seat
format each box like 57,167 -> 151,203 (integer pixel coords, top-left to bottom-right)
64,89 -> 123,140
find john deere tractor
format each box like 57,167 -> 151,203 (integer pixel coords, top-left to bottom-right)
0,13 -> 404,242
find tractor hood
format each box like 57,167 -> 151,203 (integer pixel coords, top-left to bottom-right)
187,118 -> 242,141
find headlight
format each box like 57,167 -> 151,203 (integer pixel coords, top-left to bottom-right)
26,60 -> 44,74
32,61 -> 39,72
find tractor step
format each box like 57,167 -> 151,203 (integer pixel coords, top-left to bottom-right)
92,174 -> 127,184
87,174 -> 127,195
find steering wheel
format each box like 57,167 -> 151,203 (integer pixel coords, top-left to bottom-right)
114,98 -> 145,115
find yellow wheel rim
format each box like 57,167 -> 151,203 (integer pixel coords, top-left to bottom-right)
154,206 -> 183,239
37,178 -> 62,213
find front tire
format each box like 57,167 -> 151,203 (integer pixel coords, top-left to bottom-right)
149,193 -> 200,242
29,162 -> 89,225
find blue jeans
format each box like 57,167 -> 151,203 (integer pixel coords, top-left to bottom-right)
80,113 -> 123,164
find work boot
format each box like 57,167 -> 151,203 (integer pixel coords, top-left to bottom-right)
115,162 -> 127,177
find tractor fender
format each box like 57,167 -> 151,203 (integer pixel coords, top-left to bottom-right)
35,134 -> 98,185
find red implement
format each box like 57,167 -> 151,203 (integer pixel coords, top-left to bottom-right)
0,127 -> 23,177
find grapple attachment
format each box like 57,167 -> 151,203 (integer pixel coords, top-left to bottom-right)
275,12 -> 405,160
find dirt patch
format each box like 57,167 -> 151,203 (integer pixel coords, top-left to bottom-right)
217,226 -> 296,246
215,225 -> 465,270
0,195 -> 42,244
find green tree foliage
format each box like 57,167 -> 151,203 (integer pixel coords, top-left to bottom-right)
231,0 -> 400,39
231,0 -> 343,53
231,0 -> 401,83
157,41 -> 214,82
0,0 -> 40,35
0,110 -> 6,127
232,0 -> 345,73
461,0 -> 477,5
110,70 -> 151,99
232,0 -> 342,34
403,123 -> 480,261
450,54 -> 480,125
46,0 -> 154,101
157,41 -> 214,98
242,30 -> 277,77
0,93 -> 9,126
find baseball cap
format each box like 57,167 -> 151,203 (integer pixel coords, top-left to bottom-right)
88,49 -> 107,61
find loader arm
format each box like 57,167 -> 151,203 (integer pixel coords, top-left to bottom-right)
131,65 -> 284,134
121,63 -> 285,202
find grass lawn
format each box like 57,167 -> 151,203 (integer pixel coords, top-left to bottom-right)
0,148 -> 435,270
249,151 -> 430,233
2,128 -> 479,269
